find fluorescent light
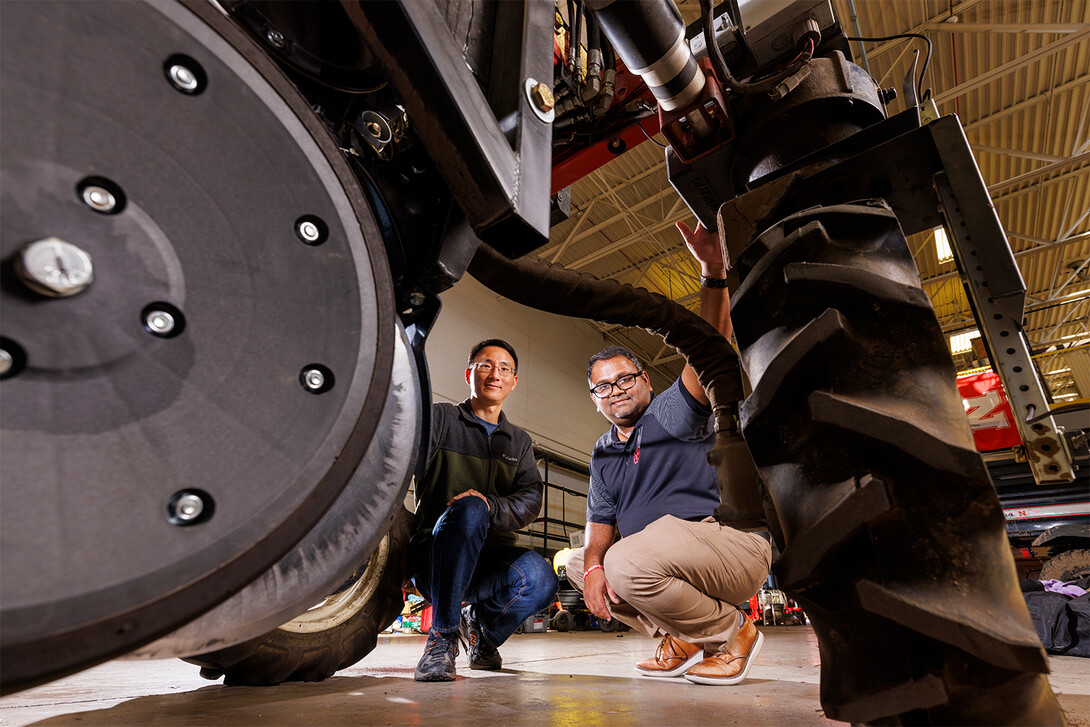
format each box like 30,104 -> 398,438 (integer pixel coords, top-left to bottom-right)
949,328 -> 980,354
935,227 -> 954,263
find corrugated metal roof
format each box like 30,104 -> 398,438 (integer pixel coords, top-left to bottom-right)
545,0 -> 1089,398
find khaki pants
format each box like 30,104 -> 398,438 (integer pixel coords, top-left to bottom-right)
566,515 -> 772,650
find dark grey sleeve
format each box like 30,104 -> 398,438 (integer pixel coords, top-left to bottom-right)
648,378 -> 713,442
585,459 -> 617,525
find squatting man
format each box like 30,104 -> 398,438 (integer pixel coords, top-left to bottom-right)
566,221 -> 772,685
410,338 -> 558,681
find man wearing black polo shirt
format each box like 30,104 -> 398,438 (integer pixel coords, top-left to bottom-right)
411,339 -> 558,681
566,222 -> 772,686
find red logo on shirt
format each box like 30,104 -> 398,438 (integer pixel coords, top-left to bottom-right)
633,446 -> 640,464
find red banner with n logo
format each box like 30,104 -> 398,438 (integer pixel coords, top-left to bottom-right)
958,370 -> 1022,452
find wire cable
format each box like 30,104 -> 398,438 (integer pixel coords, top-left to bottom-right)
846,33 -> 933,104
636,119 -> 667,148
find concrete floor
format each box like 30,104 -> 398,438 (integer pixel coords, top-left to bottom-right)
2,626 -> 1088,726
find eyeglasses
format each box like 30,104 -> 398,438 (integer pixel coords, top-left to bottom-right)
590,372 -> 642,398
471,362 -> 515,377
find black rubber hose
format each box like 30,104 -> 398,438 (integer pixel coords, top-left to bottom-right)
468,243 -> 743,413
468,245 -> 766,526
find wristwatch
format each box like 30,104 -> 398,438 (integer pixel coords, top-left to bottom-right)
700,275 -> 729,289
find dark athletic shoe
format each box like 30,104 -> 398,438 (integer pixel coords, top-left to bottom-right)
460,604 -> 503,670
414,628 -> 459,682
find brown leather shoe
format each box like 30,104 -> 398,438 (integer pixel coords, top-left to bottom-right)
684,615 -> 764,685
634,634 -> 704,678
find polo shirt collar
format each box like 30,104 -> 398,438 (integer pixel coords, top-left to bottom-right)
604,391 -> 655,447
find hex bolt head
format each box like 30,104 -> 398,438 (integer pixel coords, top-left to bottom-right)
15,237 -> 94,297
266,29 -> 286,49
529,81 -> 555,113
81,185 -> 117,213
408,290 -> 426,307
145,309 -> 176,335
366,121 -> 382,137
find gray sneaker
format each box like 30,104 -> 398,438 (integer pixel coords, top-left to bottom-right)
414,628 -> 459,682
460,604 -> 502,670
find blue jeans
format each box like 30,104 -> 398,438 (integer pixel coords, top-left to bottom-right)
412,497 -> 558,647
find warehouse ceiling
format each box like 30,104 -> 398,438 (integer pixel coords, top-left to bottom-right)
543,0 -> 1089,402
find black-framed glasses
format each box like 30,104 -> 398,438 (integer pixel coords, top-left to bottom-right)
590,372 -> 642,398
471,362 -> 515,377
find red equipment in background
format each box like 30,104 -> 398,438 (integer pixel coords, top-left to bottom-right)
958,370 -> 1022,452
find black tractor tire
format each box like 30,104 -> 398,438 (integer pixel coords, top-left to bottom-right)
184,507 -> 413,686
730,201 -> 1063,725
552,610 -> 574,632
1040,549 -> 1090,583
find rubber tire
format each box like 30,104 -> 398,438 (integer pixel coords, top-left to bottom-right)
730,201 -> 1063,725
184,507 -> 413,686
1039,549 -> 1090,582
599,617 -> 620,632
552,610 -> 574,632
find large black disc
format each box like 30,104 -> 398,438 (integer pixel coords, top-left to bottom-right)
0,0 -> 394,691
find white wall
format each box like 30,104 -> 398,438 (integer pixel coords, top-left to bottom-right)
425,275 -> 610,465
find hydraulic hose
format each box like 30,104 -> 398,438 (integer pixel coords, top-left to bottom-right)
586,0 -> 704,112
467,243 -> 765,526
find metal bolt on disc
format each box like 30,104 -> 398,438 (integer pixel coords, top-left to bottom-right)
169,65 -> 197,90
164,54 -> 206,95
294,215 -> 328,245
76,177 -> 126,215
166,490 -> 214,526
265,29 -> 286,49
15,237 -> 95,297
81,186 -> 116,213
141,303 -> 185,338
300,365 -> 334,394
146,310 -> 175,335
298,221 -> 320,242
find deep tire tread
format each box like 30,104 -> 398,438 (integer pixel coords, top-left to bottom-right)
732,201 -> 1061,725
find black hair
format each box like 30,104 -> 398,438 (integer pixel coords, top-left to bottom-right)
468,338 -> 518,372
587,345 -> 642,382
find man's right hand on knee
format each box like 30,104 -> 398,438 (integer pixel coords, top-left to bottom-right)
584,566 -> 620,620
